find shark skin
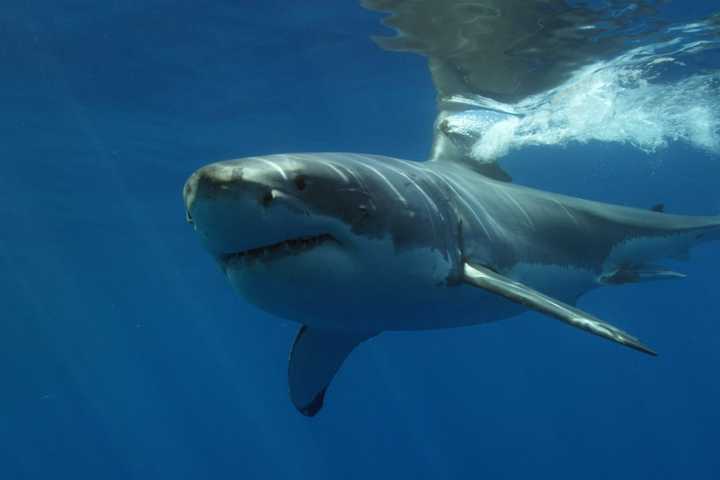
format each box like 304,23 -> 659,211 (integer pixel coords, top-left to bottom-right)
183,152 -> 720,415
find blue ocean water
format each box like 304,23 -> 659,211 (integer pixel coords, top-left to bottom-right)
2,1 -> 719,479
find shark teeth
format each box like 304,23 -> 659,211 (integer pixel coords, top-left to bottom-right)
219,234 -> 335,267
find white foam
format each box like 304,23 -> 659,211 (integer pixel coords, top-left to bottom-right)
445,19 -> 720,161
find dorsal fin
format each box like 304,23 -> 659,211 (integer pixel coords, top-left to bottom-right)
472,163 -> 513,183
429,111 -> 512,182
651,203 -> 665,213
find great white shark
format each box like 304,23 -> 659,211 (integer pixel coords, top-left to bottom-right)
182,1 -> 720,416
183,152 -> 720,416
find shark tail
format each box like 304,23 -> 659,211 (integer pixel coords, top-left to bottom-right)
701,218 -> 720,243
600,210 -> 720,284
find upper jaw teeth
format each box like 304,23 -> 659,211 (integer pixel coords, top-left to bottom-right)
220,234 -> 334,266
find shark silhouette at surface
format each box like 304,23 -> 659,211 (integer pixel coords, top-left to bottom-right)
183,1 -> 720,416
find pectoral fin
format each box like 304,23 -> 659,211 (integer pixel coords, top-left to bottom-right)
288,326 -> 377,417
463,263 -> 657,356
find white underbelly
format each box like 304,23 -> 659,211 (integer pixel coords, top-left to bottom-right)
226,236 -> 525,332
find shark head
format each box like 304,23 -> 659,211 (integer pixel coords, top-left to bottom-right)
183,153 -> 459,328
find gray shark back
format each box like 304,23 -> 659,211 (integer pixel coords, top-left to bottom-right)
253,153 -> 720,294
428,160 -> 720,300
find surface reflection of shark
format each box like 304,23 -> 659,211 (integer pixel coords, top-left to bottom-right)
183,1 -> 720,416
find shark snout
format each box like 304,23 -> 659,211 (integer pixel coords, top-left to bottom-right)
183,163 -> 308,218
182,172 -> 199,224
182,159 -> 334,255
183,163 -> 245,216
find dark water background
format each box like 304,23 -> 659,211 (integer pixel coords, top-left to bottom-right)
2,1 -> 719,478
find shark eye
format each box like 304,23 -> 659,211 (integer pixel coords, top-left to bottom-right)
294,175 -> 307,191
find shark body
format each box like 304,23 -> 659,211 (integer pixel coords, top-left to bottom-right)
183,152 -> 720,415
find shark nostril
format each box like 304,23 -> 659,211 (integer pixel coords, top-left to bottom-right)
260,190 -> 274,207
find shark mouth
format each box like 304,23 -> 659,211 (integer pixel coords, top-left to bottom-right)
218,234 -> 337,268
